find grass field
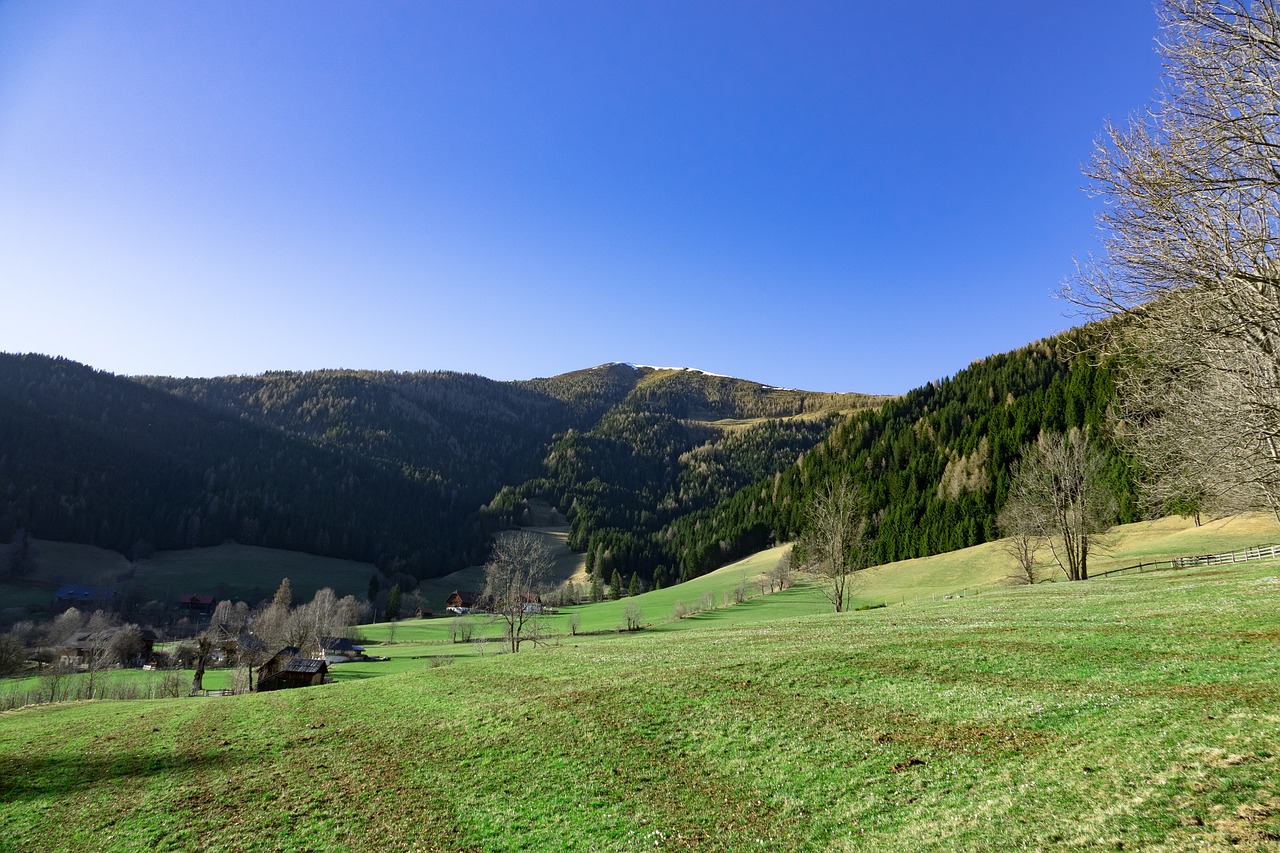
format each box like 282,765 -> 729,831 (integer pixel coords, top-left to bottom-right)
132,544 -> 375,605
0,541 -> 378,628
2,558 -> 1278,851
8,511 -> 1275,713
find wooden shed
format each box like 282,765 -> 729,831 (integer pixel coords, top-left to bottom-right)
256,647 -> 329,691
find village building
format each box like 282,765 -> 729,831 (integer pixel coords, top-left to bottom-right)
256,646 -> 330,691
176,593 -> 216,617
317,636 -> 366,663
444,590 -> 487,614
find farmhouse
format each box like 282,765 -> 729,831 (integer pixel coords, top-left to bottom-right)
256,646 -> 330,691
176,593 -> 216,616
444,590 -> 486,614
317,636 -> 366,663
58,627 -> 157,668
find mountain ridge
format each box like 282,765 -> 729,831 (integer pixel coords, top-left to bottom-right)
0,354 -> 874,580
0,335 -> 1140,592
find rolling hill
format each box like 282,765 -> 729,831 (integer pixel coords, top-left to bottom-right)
3,551 -> 1277,851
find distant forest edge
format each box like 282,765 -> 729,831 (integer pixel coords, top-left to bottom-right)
0,337 -> 1138,584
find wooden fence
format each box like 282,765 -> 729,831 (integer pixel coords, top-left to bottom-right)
1093,543 -> 1280,579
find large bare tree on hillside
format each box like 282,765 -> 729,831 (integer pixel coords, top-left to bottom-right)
484,531 -> 554,653
801,479 -> 870,613
1067,0 -> 1280,519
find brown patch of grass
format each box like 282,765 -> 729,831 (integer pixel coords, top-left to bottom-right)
1213,798 -> 1280,845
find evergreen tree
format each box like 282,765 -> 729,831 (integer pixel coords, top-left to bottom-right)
590,570 -> 604,603
367,573 -> 380,603
386,583 -> 402,621
627,572 -> 639,597
610,569 -> 623,601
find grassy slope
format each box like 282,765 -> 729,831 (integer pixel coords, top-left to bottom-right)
279,513 -> 1280,673
133,544 -> 374,605
0,541 -> 376,618
3,561 -> 1279,851
8,513 -> 1278,699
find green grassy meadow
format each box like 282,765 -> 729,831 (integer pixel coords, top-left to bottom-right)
0,541 -> 377,630
3,560 -> 1279,851
132,544 -> 375,605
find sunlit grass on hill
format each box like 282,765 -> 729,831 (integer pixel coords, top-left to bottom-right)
7,511 -> 1278,706
1093,512 -> 1280,565
3,559 -> 1278,851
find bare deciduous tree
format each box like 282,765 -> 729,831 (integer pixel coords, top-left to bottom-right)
192,634 -> 213,693
766,549 -> 793,593
1067,0 -> 1280,519
996,498 -> 1042,586
44,607 -> 85,647
800,479 -> 869,613
624,601 -> 643,631
107,624 -> 145,667
484,530 -> 554,653
1002,429 -> 1115,582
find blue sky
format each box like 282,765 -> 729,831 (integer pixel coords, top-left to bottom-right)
0,2 -> 1161,393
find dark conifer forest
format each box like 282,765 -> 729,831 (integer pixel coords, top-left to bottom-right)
1,336 -> 1138,583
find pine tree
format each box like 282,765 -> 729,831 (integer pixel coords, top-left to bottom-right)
590,571 -> 604,603
627,573 -> 639,597
386,583 -> 402,621
610,569 -> 623,601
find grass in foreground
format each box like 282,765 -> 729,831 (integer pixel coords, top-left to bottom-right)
2,561 -> 1278,851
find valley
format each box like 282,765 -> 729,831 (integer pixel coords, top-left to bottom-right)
3,549 -> 1277,850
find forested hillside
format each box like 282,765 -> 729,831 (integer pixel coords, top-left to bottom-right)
661,335 -> 1140,579
1,343 -> 1138,587
139,368 -> 627,510
500,369 -> 888,587
2,359 -> 666,576
0,354 -> 487,574
493,336 -> 1139,588
4,357 -> 867,580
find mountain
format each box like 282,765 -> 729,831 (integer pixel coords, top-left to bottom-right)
0,356 -> 873,579
0,338 -> 1141,589
0,354 -> 498,575
500,366 -> 889,586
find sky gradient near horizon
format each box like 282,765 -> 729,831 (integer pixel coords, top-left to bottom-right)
1,2 -> 1163,394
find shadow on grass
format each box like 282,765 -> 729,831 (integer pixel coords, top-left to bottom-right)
0,746 -> 250,803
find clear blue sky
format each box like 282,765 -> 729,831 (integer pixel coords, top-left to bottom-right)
0,2 -> 1161,393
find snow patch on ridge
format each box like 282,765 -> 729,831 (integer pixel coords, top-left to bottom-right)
617,363 -> 732,379
609,362 -> 798,390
